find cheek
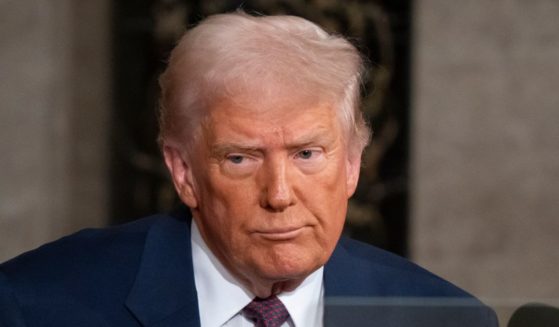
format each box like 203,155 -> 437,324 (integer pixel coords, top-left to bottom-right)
304,165 -> 348,243
305,161 -> 349,213
198,168 -> 253,213
196,177 -> 256,239
317,200 -> 347,250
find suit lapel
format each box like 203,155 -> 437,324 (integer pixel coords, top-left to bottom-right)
324,238 -> 383,297
324,239 -> 357,297
125,213 -> 200,327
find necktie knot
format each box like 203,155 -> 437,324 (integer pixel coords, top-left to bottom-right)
242,295 -> 290,327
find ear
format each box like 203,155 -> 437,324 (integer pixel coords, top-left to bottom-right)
345,151 -> 362,198
163,145 -> 199,208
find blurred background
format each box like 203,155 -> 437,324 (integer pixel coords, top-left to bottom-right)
1,0 -> 558,324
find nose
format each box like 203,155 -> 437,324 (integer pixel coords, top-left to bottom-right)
259,156 -> 296,212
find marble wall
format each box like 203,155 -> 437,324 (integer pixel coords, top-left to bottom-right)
412,0 -> 559,302
0,0 -> 111,261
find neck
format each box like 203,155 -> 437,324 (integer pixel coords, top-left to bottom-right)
241,276 -> 305,298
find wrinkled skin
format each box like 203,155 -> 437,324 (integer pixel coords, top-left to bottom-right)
164,99 -> 361,297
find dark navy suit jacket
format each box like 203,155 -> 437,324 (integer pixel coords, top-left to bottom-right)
0,209 -> 498,327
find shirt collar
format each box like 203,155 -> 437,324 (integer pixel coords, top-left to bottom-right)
191,220 -> 324,327
191,220 -> 253,326
278,265 -> 324,327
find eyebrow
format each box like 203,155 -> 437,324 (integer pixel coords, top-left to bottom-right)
210,128 -> 337,158
286,128 -> 336,149
210,143 -> 263,158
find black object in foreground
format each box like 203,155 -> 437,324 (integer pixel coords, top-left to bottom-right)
324,297 -> 498,327
508,303 -> 559,327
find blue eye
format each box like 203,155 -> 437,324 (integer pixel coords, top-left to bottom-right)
298,150 -> 313,159
227,155 -> 244,164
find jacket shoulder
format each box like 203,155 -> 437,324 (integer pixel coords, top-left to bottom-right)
324,238 -> 498,326
1,215 -> 161,277
0,214 -> 174,324
326,237 -> 473,298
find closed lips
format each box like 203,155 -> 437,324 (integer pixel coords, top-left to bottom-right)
255,227 -> 307,240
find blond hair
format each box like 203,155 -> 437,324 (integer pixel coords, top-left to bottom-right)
158,11 -> 370,155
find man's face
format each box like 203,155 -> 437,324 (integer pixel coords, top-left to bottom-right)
166,98 -> 361,292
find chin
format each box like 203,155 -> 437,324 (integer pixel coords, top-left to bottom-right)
255,251 -> 324,282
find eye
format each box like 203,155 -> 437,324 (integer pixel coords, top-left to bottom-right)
296,149 -> 317,159
227,154 -> 245,164
221,153 -> 259,178
293,148 -> 327,174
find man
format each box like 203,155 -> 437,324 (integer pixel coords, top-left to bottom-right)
0,12 -> 497,327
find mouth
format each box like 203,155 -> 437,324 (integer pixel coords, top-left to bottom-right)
255,226 -> 306,241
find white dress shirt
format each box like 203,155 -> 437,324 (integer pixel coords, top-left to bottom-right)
191,220 -> 324,327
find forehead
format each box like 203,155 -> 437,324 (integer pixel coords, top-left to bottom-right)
200,97 -> 343,146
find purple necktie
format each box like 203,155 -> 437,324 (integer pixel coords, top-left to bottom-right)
242,295 -> 290,327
